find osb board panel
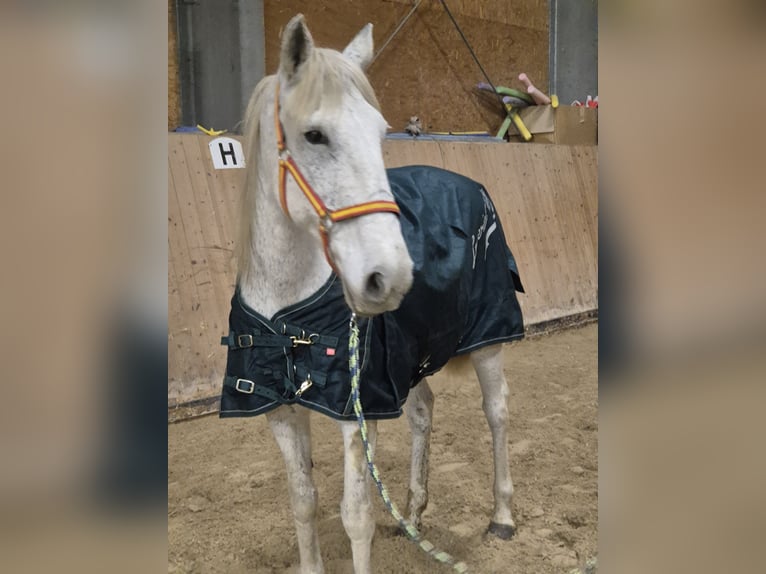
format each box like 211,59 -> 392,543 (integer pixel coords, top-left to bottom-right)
168,0 -> 181,130
169,134 -> 597,409
387,0 -> 549,31
263,0 -> 548,133
168,134 -> 243,407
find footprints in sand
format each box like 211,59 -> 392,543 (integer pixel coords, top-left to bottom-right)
435,461 -> 470,473
531,412 -> 563,424
516,503 -> 591,570
510,438 -> 532,456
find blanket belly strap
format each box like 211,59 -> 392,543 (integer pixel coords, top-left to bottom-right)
221,331 -> 294,349
222,329 -> 338,350
224,366 -> 327,402
223,375 -> 287,403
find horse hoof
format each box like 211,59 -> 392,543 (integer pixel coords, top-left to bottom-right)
487,521 -> 516,540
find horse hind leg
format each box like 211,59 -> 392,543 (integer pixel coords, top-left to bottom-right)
404,379 -> 434,530
471,344 -> 517,539
267,405 -> 324,574
339,419 -> 378,574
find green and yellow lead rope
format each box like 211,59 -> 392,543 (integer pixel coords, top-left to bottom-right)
348,314 -> 469,573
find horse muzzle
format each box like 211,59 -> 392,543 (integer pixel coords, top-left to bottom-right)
342,259 -> 413,317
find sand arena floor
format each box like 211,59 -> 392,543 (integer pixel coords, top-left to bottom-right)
169,323 -> 597,573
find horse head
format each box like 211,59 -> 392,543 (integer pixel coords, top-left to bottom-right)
274,15 -> 413,316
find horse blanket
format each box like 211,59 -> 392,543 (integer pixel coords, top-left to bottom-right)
219,165 -> 524,420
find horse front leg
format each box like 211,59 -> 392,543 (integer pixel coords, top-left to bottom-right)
405,379 -> 434,530
267,405 -> 324,573
339,419 -> 378,574
471,344 -> 517,539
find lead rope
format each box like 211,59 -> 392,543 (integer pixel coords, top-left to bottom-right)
348,314 -> 469,573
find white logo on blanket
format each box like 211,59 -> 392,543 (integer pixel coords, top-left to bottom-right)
472,188 -> 498,269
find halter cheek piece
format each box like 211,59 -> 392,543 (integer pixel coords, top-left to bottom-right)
274,82 -> 401,273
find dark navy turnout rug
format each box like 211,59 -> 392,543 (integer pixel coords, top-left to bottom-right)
220,166 -> 524,421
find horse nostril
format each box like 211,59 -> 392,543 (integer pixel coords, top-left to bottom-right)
365,271 -> 387,300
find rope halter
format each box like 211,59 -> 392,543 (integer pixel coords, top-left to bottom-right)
273,82 -> 401,272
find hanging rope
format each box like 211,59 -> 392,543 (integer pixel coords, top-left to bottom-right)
438,0 -> 508,114
348,314 -> 469,573
370,0 -> 422,66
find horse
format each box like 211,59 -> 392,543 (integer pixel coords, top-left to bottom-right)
220,14 -> 523,573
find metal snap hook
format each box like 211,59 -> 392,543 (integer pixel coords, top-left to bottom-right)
295,373 -> 312,397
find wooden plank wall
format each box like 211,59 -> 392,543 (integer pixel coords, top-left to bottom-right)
168,135 -> 243,407
168,134 -> 597,410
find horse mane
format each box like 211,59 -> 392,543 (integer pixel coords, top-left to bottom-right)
236,48 -> 380,281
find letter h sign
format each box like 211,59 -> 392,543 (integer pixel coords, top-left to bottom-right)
209,137 -> 245,169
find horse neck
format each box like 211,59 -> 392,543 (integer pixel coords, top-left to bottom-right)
237,105 -> 332,319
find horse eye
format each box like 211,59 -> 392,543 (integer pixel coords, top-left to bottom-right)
304,130 -> 328,145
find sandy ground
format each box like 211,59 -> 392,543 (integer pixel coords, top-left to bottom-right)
168,323 -> 597,573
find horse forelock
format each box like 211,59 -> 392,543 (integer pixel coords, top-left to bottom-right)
283,48 -> 380,121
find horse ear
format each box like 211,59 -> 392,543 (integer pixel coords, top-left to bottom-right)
342,23 -> 374,70
279,14 -> 314,83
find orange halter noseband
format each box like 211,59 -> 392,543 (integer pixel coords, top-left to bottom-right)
273,82 -> 401,272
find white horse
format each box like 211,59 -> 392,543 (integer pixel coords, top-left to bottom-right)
234,15 -> 516,573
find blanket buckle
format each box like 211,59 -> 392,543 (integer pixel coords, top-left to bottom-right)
235,378 -> 255,394
290,332 -> 318,347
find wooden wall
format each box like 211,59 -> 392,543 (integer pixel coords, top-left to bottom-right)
168,134 -> 597,412
168,135 -> 242,407
264,0 -> 549,134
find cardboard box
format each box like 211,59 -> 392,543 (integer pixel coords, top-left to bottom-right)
507,105 -> 597,145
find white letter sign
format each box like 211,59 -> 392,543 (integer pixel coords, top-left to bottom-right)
209,137 -> 245,169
